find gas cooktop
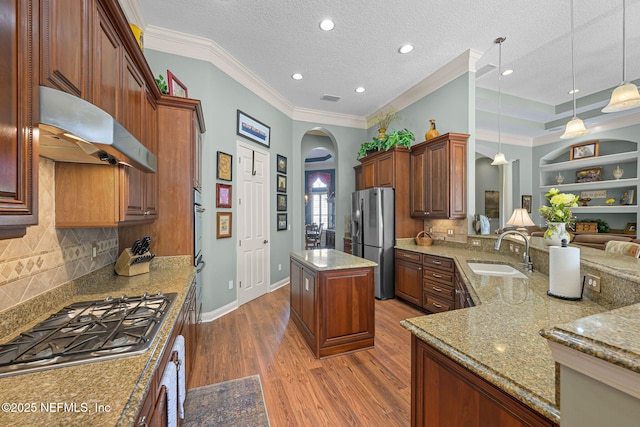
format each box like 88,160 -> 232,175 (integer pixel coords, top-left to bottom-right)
0,292 -> 176,378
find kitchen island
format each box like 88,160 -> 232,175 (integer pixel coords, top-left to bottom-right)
290,249 -> 377,358
0,257 -> 195,427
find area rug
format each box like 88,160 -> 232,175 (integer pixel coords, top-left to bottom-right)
183,374 -> 270,427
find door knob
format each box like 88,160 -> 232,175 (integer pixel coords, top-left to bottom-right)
263,240 -> 269,244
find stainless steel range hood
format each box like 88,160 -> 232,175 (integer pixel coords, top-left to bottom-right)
38,86 -> 157,173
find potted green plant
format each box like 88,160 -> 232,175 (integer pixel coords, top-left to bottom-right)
380,128 -> 415,151
357,138 -> 381,159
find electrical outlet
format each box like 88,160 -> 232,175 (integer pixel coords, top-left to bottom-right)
278,263 -> 282,271
585,274 -> 601,292
228,280 -> 233,290
447,229 -> 454,236
509,243 -> 514,252
514,246 -> 520,254
91,242 -> 98,260
471,239 -> 481,246
429,227 -> 433,233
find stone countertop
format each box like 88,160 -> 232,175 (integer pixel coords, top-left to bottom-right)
396,241 -> 608,423
290,249 -> 377,271
0,257 -> 195,427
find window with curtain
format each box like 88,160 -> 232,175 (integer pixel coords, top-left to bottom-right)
311,177 -> 328,226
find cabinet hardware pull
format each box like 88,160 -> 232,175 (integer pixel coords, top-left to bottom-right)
432,273 -> 442,278
432,261 -> 442,265
433,286 -> 442,292
137,415 -> 148,427
433,302 -> 442,308
417,267 -> 422,271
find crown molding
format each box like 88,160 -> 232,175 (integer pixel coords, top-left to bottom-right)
476,129 -> 533,147
117,0 -> 147,28
293,107 -> 367,129
368,49 -> 482,125
533,110 -> 640,146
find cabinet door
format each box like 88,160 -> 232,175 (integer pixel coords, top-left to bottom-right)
92,1 -> 121,119
395,259 -> 422,306
448,138 -> 467,218
410,146 -> 427,217
290,260 -> 303,316
40,0 -> 90,98
301,268 -> 316,332
376,152 -> 394,187
193,117 -> 202,191
426,140 -> 448,217
362,161 -> 376,189
0,0 -> 38,237
144,92 -> 158,217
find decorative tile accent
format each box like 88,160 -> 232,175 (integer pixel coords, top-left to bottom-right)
0,159 -> 118,312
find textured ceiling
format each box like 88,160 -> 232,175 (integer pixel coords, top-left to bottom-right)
137,0 -> 640,139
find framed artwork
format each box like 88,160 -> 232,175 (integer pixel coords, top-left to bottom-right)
277,154 -> 287,174
167,70 -> 188,98
237,110 -> 270,148
576,167 -> 603,183
485,190 -> 499,218
216,212 -> 232,238
277,174 -> 287,193
277,194 -> 287,211
521,195 -> 532,213
277,213 -> 288,231
217,151 -> 232,181
216,184 -> 232,208
570,140 -> 599,160
620,189 -> 635,205
624,222 -> 637,234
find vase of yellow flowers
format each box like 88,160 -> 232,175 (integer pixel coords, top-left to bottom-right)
538,188 -> 579,246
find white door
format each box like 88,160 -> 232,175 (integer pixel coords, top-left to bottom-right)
237,142 -> 270,306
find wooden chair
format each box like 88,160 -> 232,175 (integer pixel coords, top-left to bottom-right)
305,224 -> 319,249
315,223 -> 324,247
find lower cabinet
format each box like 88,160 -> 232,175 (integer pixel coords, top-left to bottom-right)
136,280 -> 197,427
290,258 -> 375,358
343,238 -> 352,254
411,336 -> 557,427
395,249 -> 423,306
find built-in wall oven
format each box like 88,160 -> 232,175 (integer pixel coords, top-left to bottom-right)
194,189 -> 204,322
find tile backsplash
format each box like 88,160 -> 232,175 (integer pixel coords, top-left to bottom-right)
424,218 -> 467,243
0,158 -> 118,312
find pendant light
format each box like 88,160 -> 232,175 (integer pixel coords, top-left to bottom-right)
602,0 -> 640,113
491,37 -> 509,166
560,0 -> 589,139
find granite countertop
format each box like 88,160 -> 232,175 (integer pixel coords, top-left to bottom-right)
396,240 -> 609,423
290,249 -> 377,271
0,257 -> 195,427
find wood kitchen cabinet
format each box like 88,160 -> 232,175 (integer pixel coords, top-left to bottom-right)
411,336 -> 556,427
92,0 -> 122,119
354,147 -> 423,238
0,0 -> 39,239
410,133 -> 469,219
395,249 -> 423,306
290,256 -> 375,359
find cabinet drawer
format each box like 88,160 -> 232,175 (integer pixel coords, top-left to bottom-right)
423,295 -> 453,313
423,281 -> 455,299
422,254 -> 454,272
396,249 -> 422,263
423,267 -> 454,286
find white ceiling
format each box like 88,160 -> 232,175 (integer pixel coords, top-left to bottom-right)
136,0 -> 640,140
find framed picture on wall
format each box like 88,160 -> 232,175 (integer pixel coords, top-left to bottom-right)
237,110 -> 270,148
569,140 -> 599,160
521,195 -> 532,213
277,154 -> 287,174
277,194 -> 287,211
277,213 -> 287,231
167,70 -> 188,98
277,174 -> 287,193
217,151 -> 232,181
216,183 -> 232,208
216,212 -> 232,238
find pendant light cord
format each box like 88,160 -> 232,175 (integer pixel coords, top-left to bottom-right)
570,0 -> 577,119
622,0 -> 627,83
498,39 -> 502,152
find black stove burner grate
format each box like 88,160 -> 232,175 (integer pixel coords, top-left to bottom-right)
0,292 -> 176,377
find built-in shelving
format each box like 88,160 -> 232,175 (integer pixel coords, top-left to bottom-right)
539,151 -> 638,172
540,177 -> 638,192
571,205 -> 638,214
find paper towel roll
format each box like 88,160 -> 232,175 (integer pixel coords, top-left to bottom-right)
548,245 -> 582,299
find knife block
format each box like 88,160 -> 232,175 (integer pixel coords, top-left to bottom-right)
115,249 -> 151,277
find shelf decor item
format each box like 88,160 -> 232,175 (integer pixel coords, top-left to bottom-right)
613,165 -> 624,179
620,189 -> 635,205
569,140 -> 599,160
167,70 -> 188,98
556,173 -> 565,184
576,167 -> 602,183
425,119 -> 440,140
538,188 -> 579,246
373,107 -> 399,141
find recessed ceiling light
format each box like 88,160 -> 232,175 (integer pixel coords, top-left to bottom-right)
568,88 -> 580,94
292,73 -> 303,80
355,87 -> 366,93
319,19 -> 335,31
398,44 -> 414,54
501,69 -> 513,76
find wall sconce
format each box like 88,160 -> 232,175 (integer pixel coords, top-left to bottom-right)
304,194 -> 310,205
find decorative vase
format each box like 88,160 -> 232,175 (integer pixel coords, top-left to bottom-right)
544,222 -> 570,246
555,173 -> 565,184
425,119 -> 440,140
613,165 -> 624,179
377,128 -> 387,141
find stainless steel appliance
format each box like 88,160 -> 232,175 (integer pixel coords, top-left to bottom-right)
194,189 -> 204,320
0,292 -> 175,378
351,188 -> 395,299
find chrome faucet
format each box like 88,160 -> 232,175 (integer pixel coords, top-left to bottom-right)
494,230 -> 533,272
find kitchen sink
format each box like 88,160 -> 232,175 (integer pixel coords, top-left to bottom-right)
467,262 -> 527,279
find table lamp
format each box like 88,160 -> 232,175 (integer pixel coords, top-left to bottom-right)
506,208 -> 535,232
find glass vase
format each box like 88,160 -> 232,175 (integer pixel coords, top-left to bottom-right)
544,222 -> 569,246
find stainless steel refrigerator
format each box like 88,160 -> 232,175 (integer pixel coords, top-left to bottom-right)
351,188 -> 395,300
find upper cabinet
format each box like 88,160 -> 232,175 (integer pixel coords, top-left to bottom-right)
410,133 -> 469,219
0,0 -> 39,239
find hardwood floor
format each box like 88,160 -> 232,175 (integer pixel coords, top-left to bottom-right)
189,285 -> 424,426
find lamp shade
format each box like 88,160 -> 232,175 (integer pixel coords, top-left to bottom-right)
602,82 -> 640,113
560,117 -> 590,139
506,208 -> 535,229
491,152 -> 509,166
